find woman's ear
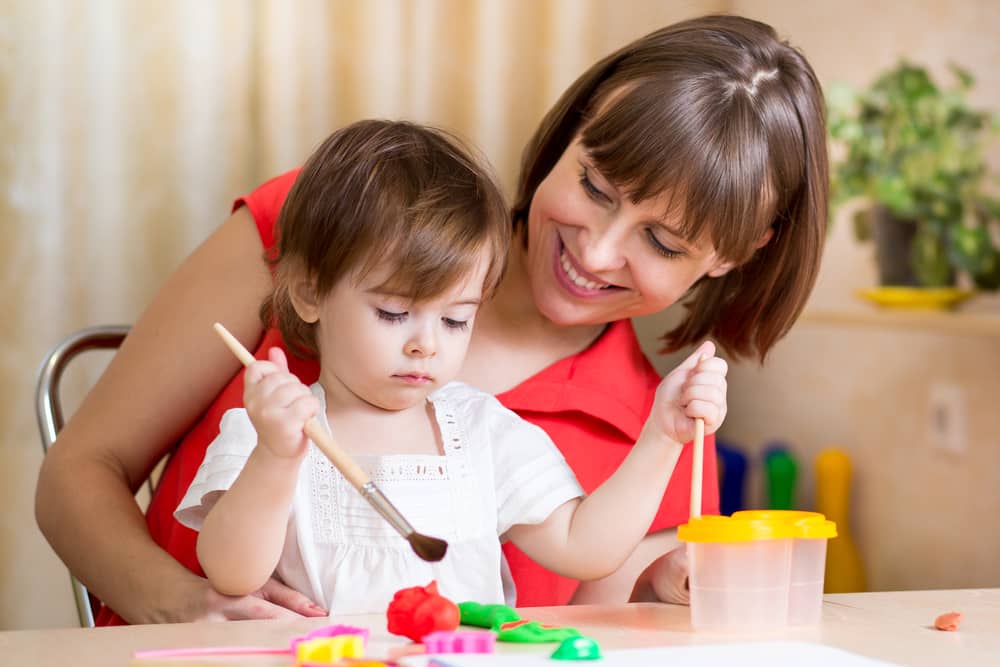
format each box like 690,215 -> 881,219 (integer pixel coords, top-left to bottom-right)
707,226 -> 774,277
289,274 -> 321,324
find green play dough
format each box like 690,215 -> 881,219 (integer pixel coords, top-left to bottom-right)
457,601 -> 521,630
550,635 -> 603,660
495,621 -> 581,644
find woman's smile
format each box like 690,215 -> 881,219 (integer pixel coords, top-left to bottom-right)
553,235 -> 622,297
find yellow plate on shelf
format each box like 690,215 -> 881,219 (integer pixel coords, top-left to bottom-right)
855,287 -> 974,310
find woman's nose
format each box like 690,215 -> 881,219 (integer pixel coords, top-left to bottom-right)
577,219 -> 628,273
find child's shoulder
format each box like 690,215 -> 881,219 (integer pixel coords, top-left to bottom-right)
431,381 -> 503,413
431,382 -> 541,436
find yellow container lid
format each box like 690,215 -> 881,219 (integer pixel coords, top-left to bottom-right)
792,515 -> 837,539
731,510 -> 837,539
678,515 -> 796,543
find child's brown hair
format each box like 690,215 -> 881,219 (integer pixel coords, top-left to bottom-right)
513,15 -> 829,362
262,120 -> 510,358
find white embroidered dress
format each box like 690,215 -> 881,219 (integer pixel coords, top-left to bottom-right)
175,381 -> 584,614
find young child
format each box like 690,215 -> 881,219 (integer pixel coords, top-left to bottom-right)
175,119 -> 728,615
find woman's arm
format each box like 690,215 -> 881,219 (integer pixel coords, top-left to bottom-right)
34,210 -> 318,623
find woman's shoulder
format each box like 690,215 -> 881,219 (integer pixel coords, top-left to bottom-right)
231,168 -> 303,250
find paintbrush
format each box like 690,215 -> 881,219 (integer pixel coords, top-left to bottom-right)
690,417 -> 705,519
213,322 -> 448,563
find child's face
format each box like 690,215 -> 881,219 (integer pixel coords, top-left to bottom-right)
311,249 -> 491,411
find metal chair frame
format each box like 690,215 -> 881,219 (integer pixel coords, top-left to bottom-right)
35,324 -> 132,628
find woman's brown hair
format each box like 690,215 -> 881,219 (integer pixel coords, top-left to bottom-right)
262,119 -> 510,358
512,15 -> 828,362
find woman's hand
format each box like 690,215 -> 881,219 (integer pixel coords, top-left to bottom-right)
243,347 -> 319,460
189,576 -> 328,622
153,572 -> 326,623
646,340 -> 728,445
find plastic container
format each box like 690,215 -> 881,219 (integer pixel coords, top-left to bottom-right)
678,515 -> 795,631
732,510 -> 837,625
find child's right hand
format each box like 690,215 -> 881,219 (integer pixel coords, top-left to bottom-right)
243,347 -> 320,459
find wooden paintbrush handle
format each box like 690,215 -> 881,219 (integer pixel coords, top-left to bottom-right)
302,417 -> 370,492
213,322 -> 371,492
690,417 -> 705,519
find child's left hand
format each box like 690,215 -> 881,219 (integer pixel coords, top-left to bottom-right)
645,340 -> 727,445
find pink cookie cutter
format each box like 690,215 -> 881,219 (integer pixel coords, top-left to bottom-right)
422,629 -> 497,654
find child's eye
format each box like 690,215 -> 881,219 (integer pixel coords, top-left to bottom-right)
442,317 -> 469,331
578,168 -> 610,203
644,227 -> 683,259
376,308 -> 407,323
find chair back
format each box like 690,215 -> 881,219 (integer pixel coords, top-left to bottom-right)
35,324 -> 131,628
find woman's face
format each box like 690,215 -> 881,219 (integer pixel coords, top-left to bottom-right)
524,138 -> 736,326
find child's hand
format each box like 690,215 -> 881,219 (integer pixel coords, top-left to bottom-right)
244,347 -> 319,459
647,340 -> 727,445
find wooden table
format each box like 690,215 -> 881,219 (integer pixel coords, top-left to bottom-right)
0,589 -> 995,666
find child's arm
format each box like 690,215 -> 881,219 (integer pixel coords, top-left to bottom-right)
506,341 -> 726,581
197,347 -> 319,596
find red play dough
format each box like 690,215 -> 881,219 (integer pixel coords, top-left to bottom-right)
933,611 -> 962,631
386,581 -> 460,642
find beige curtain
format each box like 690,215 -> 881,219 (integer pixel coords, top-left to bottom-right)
1,0 -> 722,630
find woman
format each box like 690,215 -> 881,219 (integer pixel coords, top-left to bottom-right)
35,14 -> 827,624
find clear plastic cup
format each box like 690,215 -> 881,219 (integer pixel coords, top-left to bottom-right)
679,515 -> 794,631
731,510 -> 838,625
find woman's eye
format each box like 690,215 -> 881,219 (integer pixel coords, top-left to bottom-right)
442,317 -> 469,331
376,308 -> 407,323
578,168 -> 609,203
644,228 -> 683,259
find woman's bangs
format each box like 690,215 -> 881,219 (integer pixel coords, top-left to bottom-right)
582,82 -> 776,262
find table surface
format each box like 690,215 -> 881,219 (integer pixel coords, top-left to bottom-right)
0,589 -> 995,666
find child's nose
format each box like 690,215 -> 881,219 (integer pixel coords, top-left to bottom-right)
405,329 -> 436,358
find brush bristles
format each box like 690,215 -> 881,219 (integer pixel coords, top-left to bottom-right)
408,533 -> 449,562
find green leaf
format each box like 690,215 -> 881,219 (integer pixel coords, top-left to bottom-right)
948,63 -> 975,90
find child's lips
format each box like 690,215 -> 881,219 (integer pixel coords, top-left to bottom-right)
394,373 -> 433,385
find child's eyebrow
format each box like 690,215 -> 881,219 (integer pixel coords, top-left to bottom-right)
365,287 -> 482,307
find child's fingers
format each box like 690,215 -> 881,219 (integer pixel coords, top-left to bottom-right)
249,371 -> 299,398
681,384 -> 726,408
683,373 -> 728,399
286,395 -> 320,423
672,341 -> 717,375
267,346 -> 289,372
694,356 -> 728,377
683,399 -> 724,430
265,381 -> 314,410
244,360 -> 282,385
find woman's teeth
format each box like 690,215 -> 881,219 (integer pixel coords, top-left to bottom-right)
560,250 -> 611,290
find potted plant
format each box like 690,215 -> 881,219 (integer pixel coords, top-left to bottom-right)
827,61 -> 1000,290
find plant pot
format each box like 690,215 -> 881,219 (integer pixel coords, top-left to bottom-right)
871,208 -> 954,287
871,208 -> 919,287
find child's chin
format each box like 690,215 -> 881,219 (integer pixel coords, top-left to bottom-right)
371,388 -> 435,412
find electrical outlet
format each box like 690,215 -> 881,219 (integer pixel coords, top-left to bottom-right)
927,383 -> 966,455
